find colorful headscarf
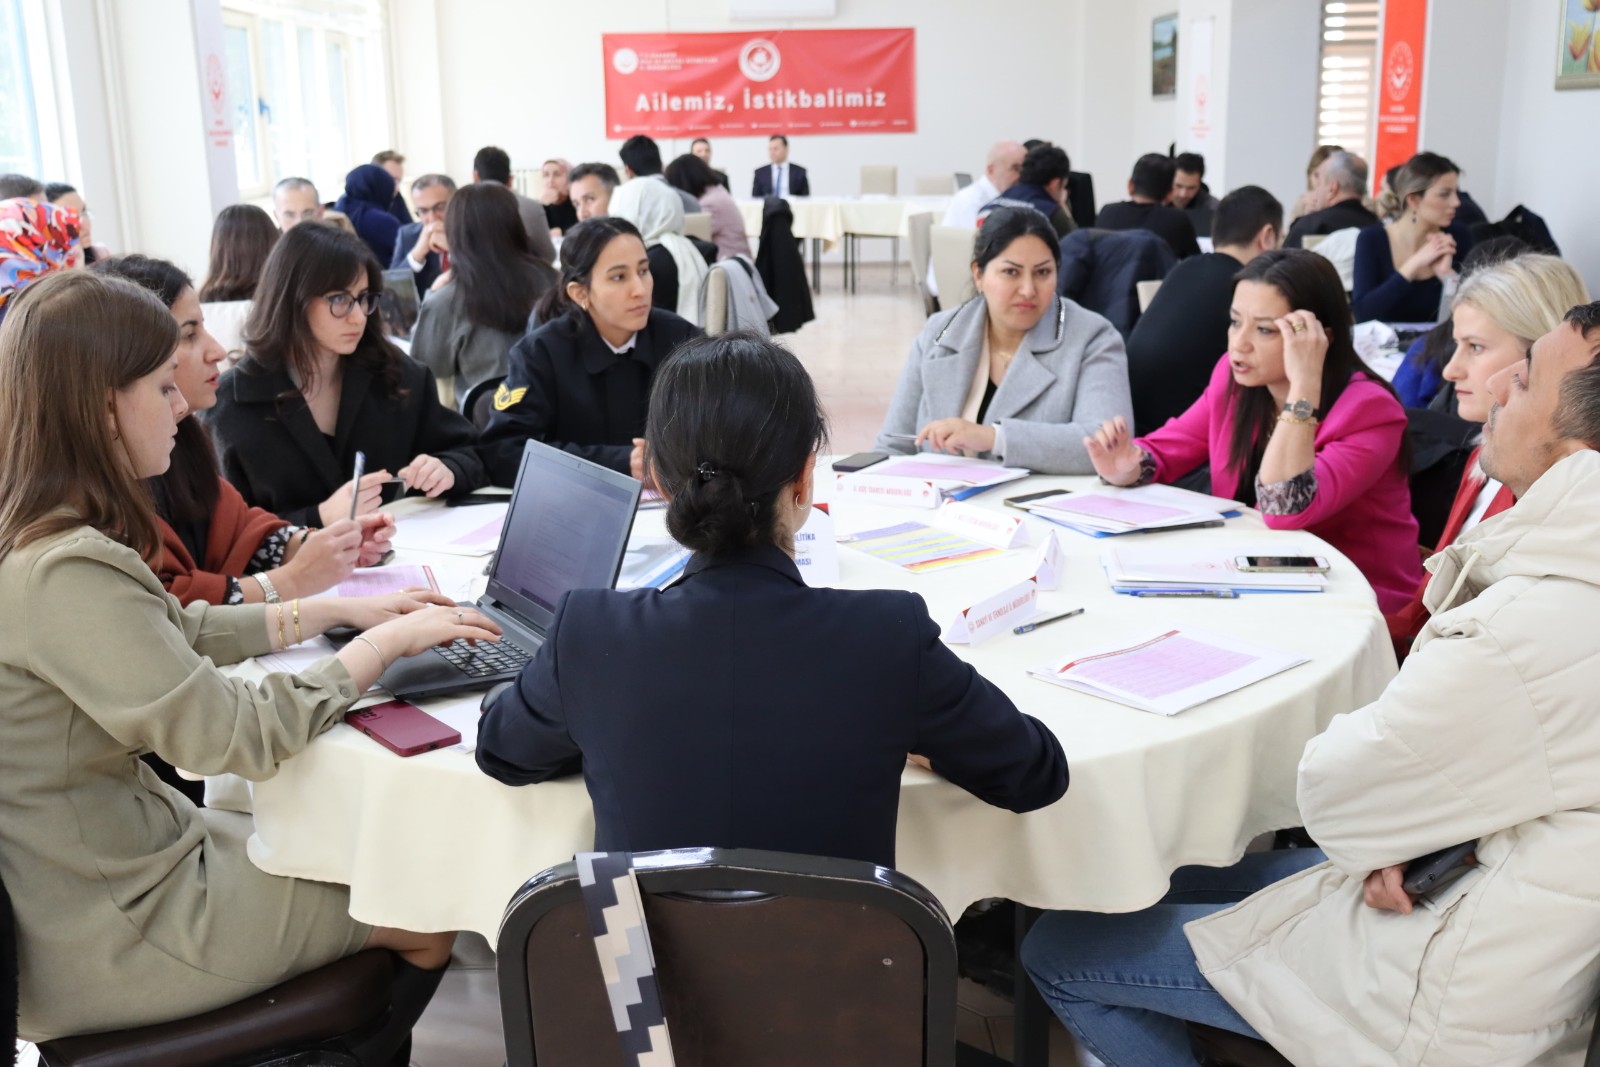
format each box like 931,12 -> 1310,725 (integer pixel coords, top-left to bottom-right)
0,198 -> 80,313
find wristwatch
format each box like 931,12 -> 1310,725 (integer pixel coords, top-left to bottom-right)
255,572 -> 281,604
1281,398 -> 1317,421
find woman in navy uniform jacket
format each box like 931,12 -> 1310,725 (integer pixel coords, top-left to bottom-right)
476,332 -> 1068,868
477,217 -> 701,485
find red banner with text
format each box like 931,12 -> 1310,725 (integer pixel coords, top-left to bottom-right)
1372,0 -> 1427,195
602,28 -> 916,139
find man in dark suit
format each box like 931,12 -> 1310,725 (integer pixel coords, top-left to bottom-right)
1094,153 -> 1201,259
752,134 -> 809,198
1284,150 -> 1381,248
390,173 -> 455,298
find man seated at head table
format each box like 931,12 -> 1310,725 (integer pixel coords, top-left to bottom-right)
1023,300 -> 1600,1067
752,134 -> 809,198
1095,152 -> 1202,260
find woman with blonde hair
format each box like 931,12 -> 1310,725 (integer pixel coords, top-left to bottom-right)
1351,151 -> 1463,323
1386,252 -> 1591,650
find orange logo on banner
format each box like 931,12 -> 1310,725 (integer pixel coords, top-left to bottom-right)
602,28 -> 916,139
1372,0 -> 1427,195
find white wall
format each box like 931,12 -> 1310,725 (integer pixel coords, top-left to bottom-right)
395,0 -> 1081,200
1220,0 -> 1319,207
1490,0 -> 1600,294
1419,0 -> 1507,212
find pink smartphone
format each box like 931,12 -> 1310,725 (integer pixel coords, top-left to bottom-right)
344,700 -> 460,756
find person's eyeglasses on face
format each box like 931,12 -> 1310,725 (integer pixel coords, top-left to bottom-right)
323,290 -> 380,318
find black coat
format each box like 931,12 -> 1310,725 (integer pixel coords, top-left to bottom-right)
1057,227 -> 1178,339
476,544 -> 1069,868
390,222 -> 443,298
754,198 -> 814,335
477,309 -> 702,484
751,163 -> 809,198
207,351 -> 485,527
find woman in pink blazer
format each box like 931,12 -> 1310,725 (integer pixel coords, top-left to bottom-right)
1086,249 -> 1421,614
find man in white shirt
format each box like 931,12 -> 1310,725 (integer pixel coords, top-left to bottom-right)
752,135 -> 809,199
927,140 -> 1025,297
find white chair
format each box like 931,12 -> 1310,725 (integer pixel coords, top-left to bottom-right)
1136,280 -> 1162,312
915,176 -> 955,196
906,212 -> 936,317
682,212 -> 712,241
510,168 -> 543,199
848,166 -> 901,291
929,225 -> 977,309
1302,234 -> 1327,251
702,266 -> 729,336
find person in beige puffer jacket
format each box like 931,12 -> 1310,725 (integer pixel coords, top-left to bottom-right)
1025,302 -> 1600,1067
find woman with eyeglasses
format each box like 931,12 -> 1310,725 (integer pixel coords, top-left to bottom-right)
207,223 -> 486,526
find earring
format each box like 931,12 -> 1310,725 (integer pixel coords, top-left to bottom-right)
1410,211 -> 1417,224
794,493 -> 803,508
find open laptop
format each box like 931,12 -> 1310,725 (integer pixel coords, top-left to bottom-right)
378,440 -> 641,699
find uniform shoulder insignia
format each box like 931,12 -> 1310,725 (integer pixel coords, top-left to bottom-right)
493,384 -> 528,411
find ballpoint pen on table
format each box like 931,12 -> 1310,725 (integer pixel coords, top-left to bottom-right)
1013,607 -> 1086,634
1129,589 -> 1238,599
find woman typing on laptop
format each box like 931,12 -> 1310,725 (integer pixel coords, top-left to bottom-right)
0,271 -> 500,1047
476,332 -> 1068,867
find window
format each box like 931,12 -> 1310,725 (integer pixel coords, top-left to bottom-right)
0,0 -> 44,176
222,0 -> 390,201
1316,1 -> 1380,157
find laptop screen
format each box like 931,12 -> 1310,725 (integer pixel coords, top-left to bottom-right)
485,441 -> 642,629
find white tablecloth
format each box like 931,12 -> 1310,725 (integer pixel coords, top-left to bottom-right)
220,476 -> 1396,940
736,196 -> 951,250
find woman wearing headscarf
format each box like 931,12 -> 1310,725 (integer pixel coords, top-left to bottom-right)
0,198 -> 79,324
333,164 -> 403,265
608,176 -> 708,326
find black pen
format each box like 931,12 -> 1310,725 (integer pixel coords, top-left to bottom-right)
1013,607 -> 1086,634
348,451 -> 366,522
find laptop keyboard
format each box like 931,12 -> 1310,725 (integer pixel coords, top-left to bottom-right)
436,637 -> 533,678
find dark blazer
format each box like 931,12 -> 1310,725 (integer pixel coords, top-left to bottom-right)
751,162 -> 809,198
1094,200 -> 1201,259
1351,224 -> 1462,323
207,352 -> 486,527
476,544 -> 1069,868
1284,199 -> 1381,248
477,308 -> 702,484
1125,251 -> 1243,435
1057,227 -> 1178,339
390,222 -> 443,298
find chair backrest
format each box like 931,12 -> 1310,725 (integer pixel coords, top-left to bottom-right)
861,165 -> 898,196
906,212 -> 937,317
703,266 -> 730,336
953,172 -> 973,189
496,847 -> 957,1067
1301,234 -> 1326,251
1066,171 -> 1097,230
1136,279 -> 1162,312
929,226 -> 977,308
511,168 -> 544,199
914,176 -> 954,196
462,374 -> 506,433
682,212 -> 712,241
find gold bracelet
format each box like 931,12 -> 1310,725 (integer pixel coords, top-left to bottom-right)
352,635 -> 390,671
1275,411 -> 1320,428
274,602 -> 287,649
292,599 -> 302,644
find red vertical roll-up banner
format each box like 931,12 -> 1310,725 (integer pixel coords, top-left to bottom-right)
602,29 -> 916,139
1371,0 -> 1428,195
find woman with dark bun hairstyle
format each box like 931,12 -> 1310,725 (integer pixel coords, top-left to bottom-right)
477,331 -> 1068,867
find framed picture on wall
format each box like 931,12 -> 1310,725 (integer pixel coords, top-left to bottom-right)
1558,0 -> 1600,88
1152,14 -> 1178,97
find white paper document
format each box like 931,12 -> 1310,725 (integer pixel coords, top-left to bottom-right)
1101,543 -> 1328,594
390,502 -> 509,556
256,637 -> 339,676
1029,627 -> 1307,715
1026,484 -> 1240,536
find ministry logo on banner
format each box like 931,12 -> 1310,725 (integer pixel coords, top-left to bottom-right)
738,38 -> 782,81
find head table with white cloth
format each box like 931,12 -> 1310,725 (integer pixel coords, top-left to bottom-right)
735,195 -> 950,293
209,466 -> 1396,943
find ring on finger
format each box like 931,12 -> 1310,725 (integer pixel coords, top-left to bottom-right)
1291,321 -> 1307,333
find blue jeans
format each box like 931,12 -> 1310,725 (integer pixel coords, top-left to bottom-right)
1021,847 -> 1327,1067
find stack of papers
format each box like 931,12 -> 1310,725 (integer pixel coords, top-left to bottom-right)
617,539 -> 692,590
1029,627 -> 1308,715
839,453 -> 1029,504
310,564 -> 439,599
1101,543 -> 1327,595
839,520 -> 1004,573
1024,484 -> 1241,537
389,502 -> 508,556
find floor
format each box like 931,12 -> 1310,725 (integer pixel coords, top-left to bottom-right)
13,265 -> 1098,1067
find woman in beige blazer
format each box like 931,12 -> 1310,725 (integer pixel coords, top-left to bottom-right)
0,271 -> 500,1044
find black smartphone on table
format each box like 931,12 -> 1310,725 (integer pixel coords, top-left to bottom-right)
832,452 -> 888,473
1004,489 -> 1071,510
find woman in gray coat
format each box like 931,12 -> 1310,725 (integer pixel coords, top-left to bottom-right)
875,207 -> 1133,474
411,182 -> 557,401
0,271 -> 501,1044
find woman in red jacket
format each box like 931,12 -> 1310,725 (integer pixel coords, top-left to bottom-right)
93,256 -> 392,605
1387,253 -> 1590,653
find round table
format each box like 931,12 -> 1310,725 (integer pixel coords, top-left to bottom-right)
217,473 -> 1396,942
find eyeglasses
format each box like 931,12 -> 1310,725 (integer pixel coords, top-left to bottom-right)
323,291 -> 380,318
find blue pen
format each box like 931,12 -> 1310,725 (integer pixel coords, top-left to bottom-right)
1130,589 -> 1238,599
349,451 -> 366,521
1013,607 -> 1086,634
